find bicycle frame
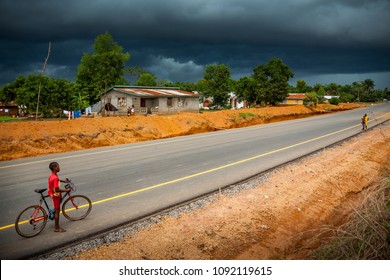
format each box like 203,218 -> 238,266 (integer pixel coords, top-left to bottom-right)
31,185 -> 76,222
30,205 -> 46,223
61,185 -> 79,210
40,193 -> 52,213
26,192 -> 51,224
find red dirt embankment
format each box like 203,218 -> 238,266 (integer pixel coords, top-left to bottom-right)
0,104 -> 360,161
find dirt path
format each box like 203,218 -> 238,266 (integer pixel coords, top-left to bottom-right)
69,122 -> 390,260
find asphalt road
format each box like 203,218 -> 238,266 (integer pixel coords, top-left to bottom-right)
0,103 -> 389,259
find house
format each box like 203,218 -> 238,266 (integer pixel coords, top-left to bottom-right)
229,92 -> 247,109
282,93 -> 307,105
323,95 -> 339,101
0,102 -> 19,117
97,86 -> 200,115
200,92 -> 247,110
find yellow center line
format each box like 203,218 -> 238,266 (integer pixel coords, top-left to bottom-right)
1,122 -> 367,232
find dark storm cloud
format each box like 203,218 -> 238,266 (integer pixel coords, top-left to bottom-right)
0,0 -> 389,87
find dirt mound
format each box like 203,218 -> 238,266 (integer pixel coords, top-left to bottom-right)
0,104 -> 360,161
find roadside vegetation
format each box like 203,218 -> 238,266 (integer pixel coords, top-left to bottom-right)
0,116 -> 23,122
312,175 -> 390,260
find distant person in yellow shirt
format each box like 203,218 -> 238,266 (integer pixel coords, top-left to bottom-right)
361,114 -> 369,130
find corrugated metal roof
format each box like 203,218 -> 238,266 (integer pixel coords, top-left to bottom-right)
0,101 -> 18,106
108,86 -> 199,98
286,93 -> 307,100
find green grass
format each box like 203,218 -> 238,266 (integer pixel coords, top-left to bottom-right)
239,112 -> 255,119
0,116 -> 21,122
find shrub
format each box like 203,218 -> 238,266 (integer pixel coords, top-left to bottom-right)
329,97 -> 340,105
239,112 -> 255,119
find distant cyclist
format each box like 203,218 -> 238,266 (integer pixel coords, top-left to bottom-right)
48,162 -> 70,233
361,114 -> 369,130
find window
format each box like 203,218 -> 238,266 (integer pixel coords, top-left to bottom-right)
167,98 -> 173,107
118,97 -> 126,107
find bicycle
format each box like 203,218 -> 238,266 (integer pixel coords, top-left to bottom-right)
15,179 -> 92,238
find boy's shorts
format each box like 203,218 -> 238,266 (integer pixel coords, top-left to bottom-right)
51,195 -> 61,209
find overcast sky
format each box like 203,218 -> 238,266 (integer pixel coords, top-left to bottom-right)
1,0 -> 389,89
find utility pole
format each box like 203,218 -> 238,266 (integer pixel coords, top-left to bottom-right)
36,42 -> 51,121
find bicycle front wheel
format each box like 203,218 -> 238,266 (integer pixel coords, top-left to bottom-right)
62,195 -> 92,221
15,205 -> 48,238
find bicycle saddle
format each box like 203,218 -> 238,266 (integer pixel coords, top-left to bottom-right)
34,188 -> 47,194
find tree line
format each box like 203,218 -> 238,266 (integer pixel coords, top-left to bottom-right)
1,31 -> 389,117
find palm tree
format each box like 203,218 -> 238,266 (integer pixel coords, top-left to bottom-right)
352,81 -> 363,102
362,79 -> 375,94
327,83 -> 339,96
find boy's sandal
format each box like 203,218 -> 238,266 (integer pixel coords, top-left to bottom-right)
54,228 -> 66,232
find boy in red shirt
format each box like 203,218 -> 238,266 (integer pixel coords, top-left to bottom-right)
48,162 -> 70,232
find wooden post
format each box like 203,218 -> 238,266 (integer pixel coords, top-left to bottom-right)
36,42 -> 51,121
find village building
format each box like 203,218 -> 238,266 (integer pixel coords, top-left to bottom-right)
95,86 -> 200,115
228,92 -> 247,109
282,93 -> 307,105
0,102 -> 19,117
323,95 -> 340,101
200,92 -> 247,110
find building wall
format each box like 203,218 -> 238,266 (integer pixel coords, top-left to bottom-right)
158,97 -> 199,113
285,99 -> 304,105
101,92 -> 199,115
229,92 -> 245,109
0,106 -> 19,117
100,92 -> 131,114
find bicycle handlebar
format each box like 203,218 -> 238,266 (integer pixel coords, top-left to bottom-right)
64,179 -> 77,192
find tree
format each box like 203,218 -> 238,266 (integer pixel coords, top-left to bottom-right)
135,73 -> 157,86
304,92 -> 318,107
339,91 -> 355,103
9,74 -> 76,117
326,83 -> 339,96
0,83 -> 17,104
253,58 -> 294,105
329,97 -> 340,105
76,31 -> 130,105
235,77 -> 257,106
317,86 -> 326,96
312,83 -> 322,93
296,79 -> 308,93
352,81 -> 363,101
202,64 -> 231,108
362,79 -> 375,94
126,66 -> 148,80
252,64 -> 268,105
383,88 -> 390,100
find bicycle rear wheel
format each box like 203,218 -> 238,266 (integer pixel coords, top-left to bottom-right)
15,205 -> 48,238
62,195 -> 92,221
